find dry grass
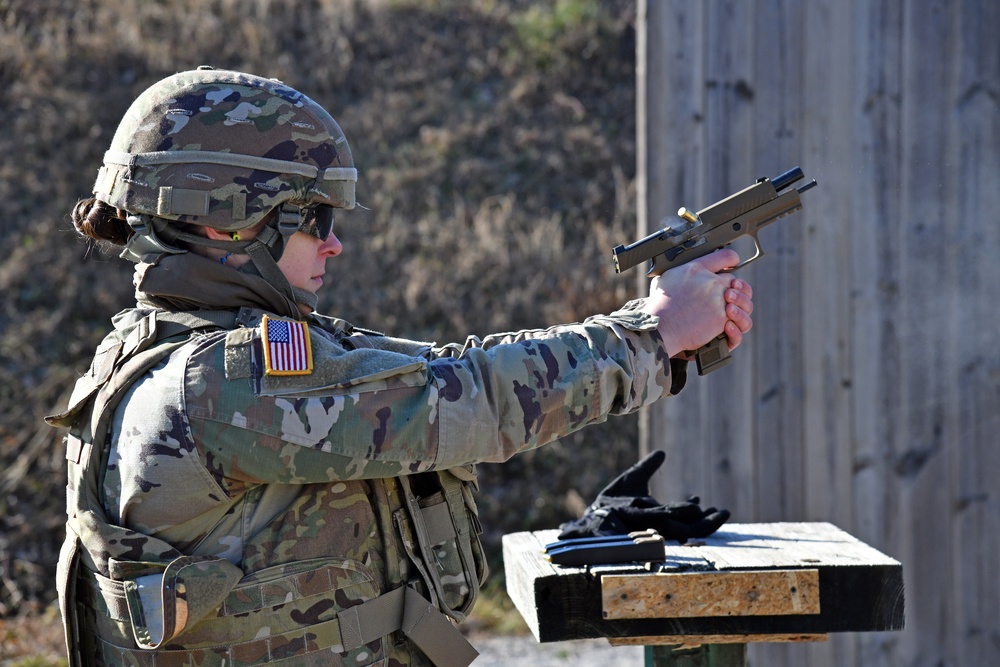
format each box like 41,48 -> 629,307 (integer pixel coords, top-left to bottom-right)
0,606 -> 66,667
0,0 -> 640,643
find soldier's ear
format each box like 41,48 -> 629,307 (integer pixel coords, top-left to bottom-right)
203,227 -> 232,241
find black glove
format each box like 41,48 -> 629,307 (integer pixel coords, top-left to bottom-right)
558,450 -> 730,543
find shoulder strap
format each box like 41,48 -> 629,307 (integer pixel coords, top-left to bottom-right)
156,309 -> 239,334
52,310 -> 244,659
57,310 -> 234,568
49,311 -> 235,459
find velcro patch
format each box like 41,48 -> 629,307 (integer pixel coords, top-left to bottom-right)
262,315 -> 313,376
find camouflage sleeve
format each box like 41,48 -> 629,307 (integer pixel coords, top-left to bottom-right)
185,308 -> 674,483
424,308 -> 676,466
432,305 -> 659,357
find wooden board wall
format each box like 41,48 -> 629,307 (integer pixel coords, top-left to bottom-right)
636,2 -> 1000,665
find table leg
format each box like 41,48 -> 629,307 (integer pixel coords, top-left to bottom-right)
644,643 -> 747,667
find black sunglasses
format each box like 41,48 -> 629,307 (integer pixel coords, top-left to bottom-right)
299,205 -> 336,241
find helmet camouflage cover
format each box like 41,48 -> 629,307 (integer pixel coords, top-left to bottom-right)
94,67 -> 356,234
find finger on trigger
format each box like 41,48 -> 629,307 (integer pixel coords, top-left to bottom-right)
697,248 -> 740,273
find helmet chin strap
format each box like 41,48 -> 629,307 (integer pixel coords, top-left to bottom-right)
292,287 -> 319,312
240,219 -> 320,314
239,252 -> 319,313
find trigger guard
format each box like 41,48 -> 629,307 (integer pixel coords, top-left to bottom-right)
726,236 -> 763,272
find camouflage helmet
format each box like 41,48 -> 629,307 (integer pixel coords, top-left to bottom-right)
94,66 -> 356,261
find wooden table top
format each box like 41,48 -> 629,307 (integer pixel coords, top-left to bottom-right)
502,522 -> 904,646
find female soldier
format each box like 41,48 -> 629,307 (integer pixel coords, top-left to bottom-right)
49,67 -> 753,667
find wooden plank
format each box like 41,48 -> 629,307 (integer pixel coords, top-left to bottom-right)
501,530 -> 557,642
639,0 -> 710,500
640,0 -> 753,521
894,2 -> 958,665
637,0 -> 705,237
698,0 -> 757,523
747,0 -> 807,534
687,522 -> 900,569
946,5 -> 1000,667
502,525 -> 904,643
845,0 -> 907,663
847,0 -> 903,562
611,634 -> 827,648
800,0 -> 855,535
602,569 -> 820,619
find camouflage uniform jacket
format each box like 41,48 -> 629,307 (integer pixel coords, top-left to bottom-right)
55,301 -> 678,667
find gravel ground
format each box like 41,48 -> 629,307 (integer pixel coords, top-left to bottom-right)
469,634 -> 644,666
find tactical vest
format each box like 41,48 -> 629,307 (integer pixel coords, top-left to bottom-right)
47,308 -> 487,667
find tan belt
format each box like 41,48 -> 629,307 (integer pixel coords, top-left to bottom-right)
82,572 -> 478,667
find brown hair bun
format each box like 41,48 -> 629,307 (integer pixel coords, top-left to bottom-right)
71,198 -> 132,247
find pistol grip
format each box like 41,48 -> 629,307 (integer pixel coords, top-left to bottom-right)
694,335 -> 733,375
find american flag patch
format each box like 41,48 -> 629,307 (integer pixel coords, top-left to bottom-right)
262,315 -> 313,376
